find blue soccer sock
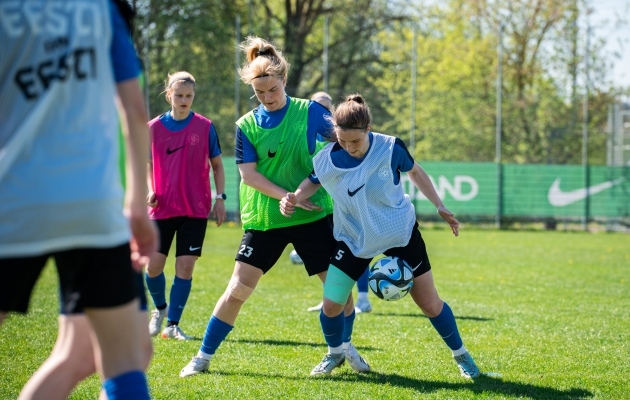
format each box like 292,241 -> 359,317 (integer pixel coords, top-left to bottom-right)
320,310 -> 345,349
428,302 -> 464,351
145,272 -> 166,309
200,315 -> 234,357
357,267 -> 369,293
342,309 -> 356,345
167,276 -> 192,324
102,370 -> 149,400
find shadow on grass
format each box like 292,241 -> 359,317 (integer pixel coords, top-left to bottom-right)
226,338 -> 379,351
371,312 -> 493,321
209,370 -> 592,399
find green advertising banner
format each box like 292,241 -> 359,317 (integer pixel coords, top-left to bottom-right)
222,157 -> 630,220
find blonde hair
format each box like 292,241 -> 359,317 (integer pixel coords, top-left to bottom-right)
332,93 -> 372,130
238,36 -> 290,84
164,71 -> 195,104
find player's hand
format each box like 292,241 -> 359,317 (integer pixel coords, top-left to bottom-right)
147,191 -> 158,208
127,210 -> 159,271
212,199 -> 227,227
437,205 -> 459,237
280,193 -> 297,217
296,198 -> 322,212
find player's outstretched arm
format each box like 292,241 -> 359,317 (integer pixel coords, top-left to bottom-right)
407,163 -> 459,236
210,154 -> 227,226
116,78 -> 159,268
280,178 -> 321,217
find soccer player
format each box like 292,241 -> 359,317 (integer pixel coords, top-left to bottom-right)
0,1 -> 158,399
145,71 -> 226,340
305,92 -> 373,314
280,94 -> 481,378
179,36 -> 368,377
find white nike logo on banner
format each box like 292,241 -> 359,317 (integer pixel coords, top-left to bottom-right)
189,246 -> 201,251
547,177 -> 625,207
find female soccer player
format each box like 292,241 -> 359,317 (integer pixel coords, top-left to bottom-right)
0,0 -> 158,398
179,36 -> 368,377
305,92 -> 373,314
280,94 -> 481,378
146,71 -> 226,340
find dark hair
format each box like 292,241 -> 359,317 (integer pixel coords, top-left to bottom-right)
332,94 -> 372,130
112,0 -> 136,33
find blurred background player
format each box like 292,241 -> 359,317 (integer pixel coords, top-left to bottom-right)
281,94 -> 480,378
0,0 -> 158,398
179,36 -> 368,378
16,3 -> 154,399
146,71 -> 226,340
303,92 -> 373,314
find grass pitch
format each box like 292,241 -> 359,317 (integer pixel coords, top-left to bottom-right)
1,223 -> 629,399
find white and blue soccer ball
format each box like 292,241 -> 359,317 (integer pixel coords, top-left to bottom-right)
368,256 -> 414,301
289,249 -> 303,264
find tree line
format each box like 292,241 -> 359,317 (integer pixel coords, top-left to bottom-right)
131,0 -> 629,165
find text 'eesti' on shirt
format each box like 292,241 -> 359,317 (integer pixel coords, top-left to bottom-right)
312,132 -> 417,258
148,111 -> 221,220
235,97 -> 334,231
0,0 -> 140,257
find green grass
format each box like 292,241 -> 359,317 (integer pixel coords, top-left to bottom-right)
1,224 -> 629,399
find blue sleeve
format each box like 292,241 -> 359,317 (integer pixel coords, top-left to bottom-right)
307,101 -> 334,154
308,170 -> 321,185
235,126 -> 258,164
209,123 -> 222,158
391,138 -> 415,185
109,1 -> 140,82
393,138 -> 415,172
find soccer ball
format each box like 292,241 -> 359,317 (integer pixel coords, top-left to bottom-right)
289,249 -> 303,264
368,256 -> 414,301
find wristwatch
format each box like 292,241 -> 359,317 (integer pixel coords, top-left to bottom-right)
216,193 -> 227,200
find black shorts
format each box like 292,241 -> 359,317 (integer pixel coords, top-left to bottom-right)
0,243 -> 138,314
59,270 -> 148,314
155,217 -> 208,257
235,217 -> 335,276
330,222 -> 432,281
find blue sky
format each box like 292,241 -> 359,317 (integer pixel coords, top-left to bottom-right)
591,0 -> 630,87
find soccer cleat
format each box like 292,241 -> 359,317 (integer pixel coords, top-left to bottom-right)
148,306 -> 168,336
307,301 -> 323,312
161,324 -> 193,340
454,352 -> 480,379
354,298 -> 372,314
179,356 -> 210,377
344,343 -> 370,372
310,353 -> 345,376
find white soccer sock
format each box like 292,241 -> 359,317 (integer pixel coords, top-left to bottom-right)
341,342 -> 350,351
358,292 -> 369,302
328,345 -> 343,355
452,345 -> 468,357
197,350 -> 214,361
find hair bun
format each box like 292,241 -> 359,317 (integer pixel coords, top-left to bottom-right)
347,94 -> 364,104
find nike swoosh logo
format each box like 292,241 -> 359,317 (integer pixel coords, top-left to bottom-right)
166,145 -> 185,155
347,184 -> 365,197
268,149 -> 277,158
412,261 -> 423,271
548,177 -> 625,207
189,246 -> 201,251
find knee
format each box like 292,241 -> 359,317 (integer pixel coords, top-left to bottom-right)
224,276 -> 254,303
420,298 -> 444,318
322,298 -> 344,317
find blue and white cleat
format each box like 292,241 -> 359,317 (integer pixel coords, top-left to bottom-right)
454,352 -> 480,378
310,353 -> 345,376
